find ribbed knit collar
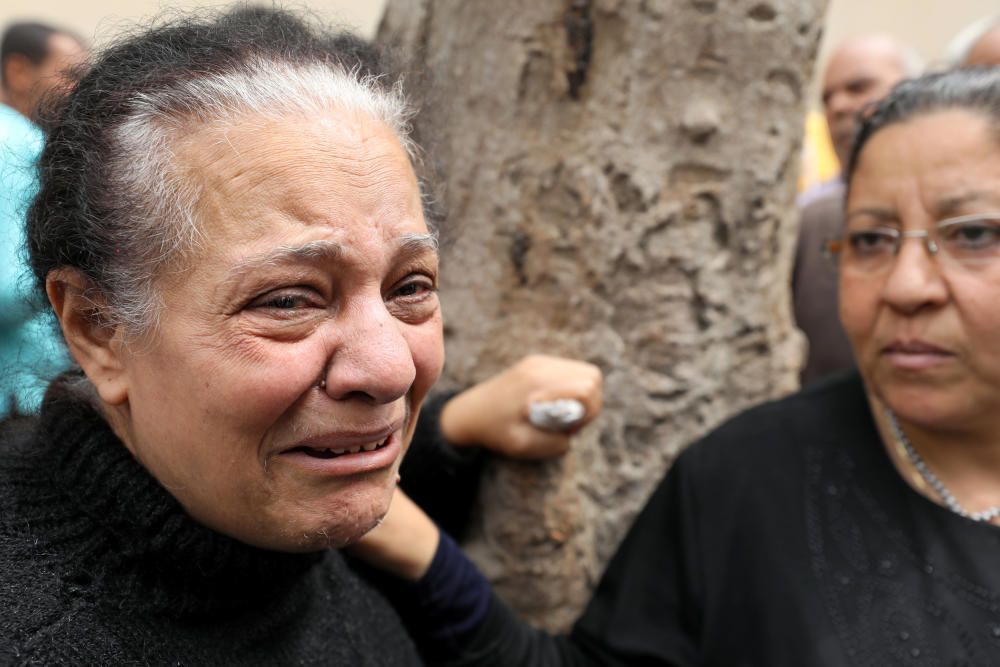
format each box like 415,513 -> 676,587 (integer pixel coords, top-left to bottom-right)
18,389 -> 323,618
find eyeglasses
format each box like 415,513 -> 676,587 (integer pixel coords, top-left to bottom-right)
826,212 -> 1000,274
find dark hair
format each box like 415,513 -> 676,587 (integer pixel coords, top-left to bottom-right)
26,5 -> 420,335
846,67 -> 1000,187
1,22 -> 59,86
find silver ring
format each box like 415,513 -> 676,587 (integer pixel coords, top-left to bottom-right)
528,399 -> 586,432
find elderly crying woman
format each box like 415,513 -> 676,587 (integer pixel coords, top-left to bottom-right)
0,8 -> 450,664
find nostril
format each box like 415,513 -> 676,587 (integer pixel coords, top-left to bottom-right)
339,389 -> 377,403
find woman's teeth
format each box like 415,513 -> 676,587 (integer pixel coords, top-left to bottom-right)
301,437 -> 388,459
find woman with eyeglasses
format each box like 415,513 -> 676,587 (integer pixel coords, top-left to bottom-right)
352,67 -> 1000,666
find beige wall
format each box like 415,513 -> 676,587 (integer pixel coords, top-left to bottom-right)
3,0 -> 997,108
4,1 -> 995,70
0,1 -> 388,45
821,0 -> 998,71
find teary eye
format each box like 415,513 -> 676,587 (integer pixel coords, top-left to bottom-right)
385,273 -> 438,324
266,295 -> 302,309
394,282 -> 425,297
248,289 -> 323,312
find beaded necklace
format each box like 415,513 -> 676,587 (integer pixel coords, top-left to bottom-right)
886,409 -> 1000,523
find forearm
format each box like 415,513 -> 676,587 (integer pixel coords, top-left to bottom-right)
378,533 -> 605,667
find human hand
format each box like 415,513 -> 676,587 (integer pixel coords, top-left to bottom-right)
439,354 -> 602,459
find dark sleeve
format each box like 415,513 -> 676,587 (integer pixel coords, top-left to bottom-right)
373,532 -> 607,667
400,390 -> 487,540
384,456 -> 705,666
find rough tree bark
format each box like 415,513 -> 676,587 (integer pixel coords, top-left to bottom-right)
379,0 -> 827,631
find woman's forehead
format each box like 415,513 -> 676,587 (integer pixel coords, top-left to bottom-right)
181,110 -> 414,186
174,110 -> 424,241
850,110 -> 1000,213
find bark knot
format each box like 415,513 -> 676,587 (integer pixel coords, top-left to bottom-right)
564,0 -> 594,99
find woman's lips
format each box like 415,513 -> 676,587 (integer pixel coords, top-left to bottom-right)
276,423 -> 404,476
881,340 -> 953,371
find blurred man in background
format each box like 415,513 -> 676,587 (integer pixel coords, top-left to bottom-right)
0,22 -> 87,415
793,34 -> 920,386
2,22 -> 87,121
955,15 -> 1000,67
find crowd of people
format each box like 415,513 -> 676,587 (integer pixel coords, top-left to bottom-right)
1,4 -> 999,666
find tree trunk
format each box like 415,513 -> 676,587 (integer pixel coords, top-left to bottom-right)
379,0 -> 826,631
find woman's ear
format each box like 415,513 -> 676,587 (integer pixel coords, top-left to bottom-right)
46,268 -> 129,406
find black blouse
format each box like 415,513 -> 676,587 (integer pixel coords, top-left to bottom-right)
403,372 -> 1000,666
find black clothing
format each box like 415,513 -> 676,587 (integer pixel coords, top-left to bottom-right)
400,390 -> 486,541
0,392 -> 423,665
418,372 -> 1000,666
355,531 -> 493,665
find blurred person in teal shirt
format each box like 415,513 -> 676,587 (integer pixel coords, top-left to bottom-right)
0,22 -> 87,414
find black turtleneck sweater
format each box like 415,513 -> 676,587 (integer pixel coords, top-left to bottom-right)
0,393 -> 425,665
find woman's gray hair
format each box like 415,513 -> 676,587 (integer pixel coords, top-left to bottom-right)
28,7 -> 420,336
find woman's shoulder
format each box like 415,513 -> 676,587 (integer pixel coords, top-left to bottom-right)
0,450 -> 85,665
676,371 -> 869,480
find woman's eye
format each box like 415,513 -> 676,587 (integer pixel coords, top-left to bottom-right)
248,290 -> 322,312
387,275 -> 438,322
848,229 -> 896,255
942,221 -> 1000,251
267,295 -> 303,309
390,275 -> 436,301
395,282 -> 428,298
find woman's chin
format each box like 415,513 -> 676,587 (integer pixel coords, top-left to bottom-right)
874,379 -> 978,432
273,482 -> 397,552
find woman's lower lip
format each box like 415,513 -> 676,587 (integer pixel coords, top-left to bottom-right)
277,431 -> 401,476
882,351 -> 953,371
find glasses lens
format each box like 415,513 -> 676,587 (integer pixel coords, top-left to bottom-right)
937,215 -> 1000,266
841,228 -> 897,272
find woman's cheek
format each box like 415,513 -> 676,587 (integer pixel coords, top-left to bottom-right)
408,316 -> 445,401
211,338 -> 329,415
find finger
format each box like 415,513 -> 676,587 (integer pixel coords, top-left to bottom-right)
505,428 -> 572,460
570,376 -> 603,427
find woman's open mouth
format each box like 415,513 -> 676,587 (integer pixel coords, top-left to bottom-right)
276,425 -> 404,476
290,436 -> 391,459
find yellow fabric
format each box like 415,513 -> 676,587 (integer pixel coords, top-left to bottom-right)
798,111 -> 840,192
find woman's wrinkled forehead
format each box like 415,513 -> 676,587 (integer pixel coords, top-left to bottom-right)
173,109 -> 425,241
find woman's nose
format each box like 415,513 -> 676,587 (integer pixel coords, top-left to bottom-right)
318,300 -> 416,405
881,236 -> 949,315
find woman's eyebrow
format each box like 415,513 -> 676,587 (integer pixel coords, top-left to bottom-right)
225,240 -> 346,285
395,233 -> 439,261
223,234 -> 438,287
935,191 -> 1000,218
